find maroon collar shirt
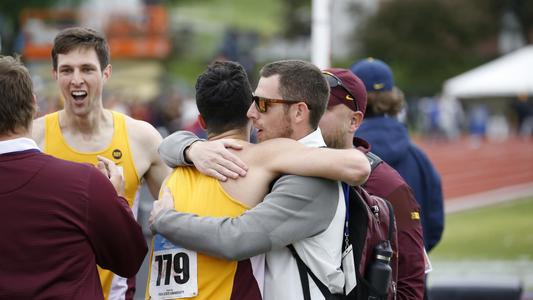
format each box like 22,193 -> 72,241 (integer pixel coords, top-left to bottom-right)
0,138 -> 147,299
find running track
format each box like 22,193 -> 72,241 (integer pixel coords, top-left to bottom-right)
414,136 -> 533,202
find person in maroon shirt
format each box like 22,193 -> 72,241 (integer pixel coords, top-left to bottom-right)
0,55 -> 147,299
318,68 -> 426,299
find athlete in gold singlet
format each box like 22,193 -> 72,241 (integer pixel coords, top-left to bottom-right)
32,27 -> 169,300
146,167 -> 265,300
44,111 -> 139,207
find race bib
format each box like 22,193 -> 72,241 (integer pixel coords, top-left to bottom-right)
149,235 -> 198,299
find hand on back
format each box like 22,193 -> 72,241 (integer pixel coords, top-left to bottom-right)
149,187 -> 174,227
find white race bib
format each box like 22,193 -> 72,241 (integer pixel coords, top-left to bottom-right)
149,235 -> 198,299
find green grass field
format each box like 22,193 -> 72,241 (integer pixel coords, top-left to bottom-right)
429,197 -> 533,261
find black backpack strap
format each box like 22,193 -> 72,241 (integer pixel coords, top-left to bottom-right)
366,152 -> 383,171
287,245 -> 343,300
383,199 -> 395,241
288,245 -> 312,300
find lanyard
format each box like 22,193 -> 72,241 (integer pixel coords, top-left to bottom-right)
342,182 -> 350,249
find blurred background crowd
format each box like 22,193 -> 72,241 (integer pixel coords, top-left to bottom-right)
2,0 -> 533,142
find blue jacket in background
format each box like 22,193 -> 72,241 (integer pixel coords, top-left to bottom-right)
356,116 -> 444,251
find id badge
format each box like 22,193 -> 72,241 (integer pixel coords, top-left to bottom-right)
423,248 -> 433,274
149,234 -> 198,299
342,244 -> 357,295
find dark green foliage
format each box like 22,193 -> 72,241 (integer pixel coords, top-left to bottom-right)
281,0 -> 311,39
354,0 -> 533,95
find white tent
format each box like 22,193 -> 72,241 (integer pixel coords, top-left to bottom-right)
442,45 -> 533,99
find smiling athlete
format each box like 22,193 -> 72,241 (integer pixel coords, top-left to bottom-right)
32,27 -> 169,300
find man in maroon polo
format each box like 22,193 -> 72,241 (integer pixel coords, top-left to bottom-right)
318,68 -> 426,299
0,55 -> 147,299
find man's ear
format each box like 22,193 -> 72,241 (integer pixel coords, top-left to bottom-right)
52,70 -> 58,80
350,111 -> 364,133
197,114 -> 207,130
293,102 -> 310,124
102,64 -> 112,82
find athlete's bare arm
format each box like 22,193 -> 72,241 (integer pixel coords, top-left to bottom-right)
126,117 -> 171,198
152,135 -> 369,217
186,139 -> 247,181
160,130 -> 370,185
196,138 -> 369,210
149,185 -> 172,226
159,130 -> 247,181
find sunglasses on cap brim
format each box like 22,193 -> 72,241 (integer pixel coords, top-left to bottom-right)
322,71 -> 359,112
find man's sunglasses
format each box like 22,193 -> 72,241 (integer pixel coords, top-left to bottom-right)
252,95 -> 305,113
322,71 -> 359,111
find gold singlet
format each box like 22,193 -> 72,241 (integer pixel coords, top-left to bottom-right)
44,111 -> 140,300
146,167 -> 264,300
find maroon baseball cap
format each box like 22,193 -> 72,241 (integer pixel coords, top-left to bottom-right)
323,68 -> 367,115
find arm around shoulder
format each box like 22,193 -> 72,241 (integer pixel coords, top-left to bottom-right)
159,131 -> 247,181
153,209 -> 272,261
263,139 -> 370,186
158,130 -> 202,168
324,147 -> 370,186
151,175 -> 339,260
